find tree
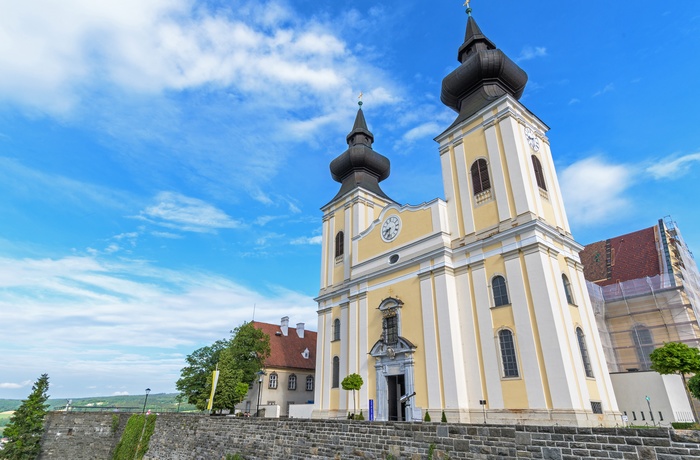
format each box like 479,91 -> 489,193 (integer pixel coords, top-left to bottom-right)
650,342 -> 700,422
206,348 -> 251,412
175,322 -> 271,412
176,339 -> 229,410
1,374 -> 50,460
227,322 -> 271,386
341,373 -> 363,417
688,374 -> 700,401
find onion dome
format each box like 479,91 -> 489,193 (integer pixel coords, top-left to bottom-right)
328,107 -> 392,202
441,14 -> 528,126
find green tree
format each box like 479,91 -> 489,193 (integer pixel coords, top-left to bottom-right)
341,373 -> 363,417
227,322 -> 271,386
175,322 -> 271,412
176,339 -> 229,410
1,374 -> 50,460
650,342 -> 700,422
206,349 -> 251,412
688,374 -> 700,401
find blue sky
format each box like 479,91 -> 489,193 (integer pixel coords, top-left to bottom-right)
1,1 -> 699,399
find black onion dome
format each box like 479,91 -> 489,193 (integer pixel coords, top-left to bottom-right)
441,15 -> 528,126
328,108 -> 392,203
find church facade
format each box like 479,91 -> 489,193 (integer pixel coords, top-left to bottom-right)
312,12 -> 620,426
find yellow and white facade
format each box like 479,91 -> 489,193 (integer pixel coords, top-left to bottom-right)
313,13 -> 620,426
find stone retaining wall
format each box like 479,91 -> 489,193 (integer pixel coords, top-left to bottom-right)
38,412 -> 700,459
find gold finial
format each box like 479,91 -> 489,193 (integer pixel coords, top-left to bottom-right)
464,0 -> 472,16
358,91 -> 363,107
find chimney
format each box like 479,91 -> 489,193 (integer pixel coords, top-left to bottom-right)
280,316 -> 289,336
296,323 -> 305,338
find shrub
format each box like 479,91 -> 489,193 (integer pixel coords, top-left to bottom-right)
424,411 -> 431,422
441,411 -> 447,423
672,422 -> 699,430
111,414 -> 120,435
427,443 -> 436,460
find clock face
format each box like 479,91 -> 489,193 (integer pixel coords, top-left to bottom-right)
381,215 -> 401,242
524,126 -> 540,152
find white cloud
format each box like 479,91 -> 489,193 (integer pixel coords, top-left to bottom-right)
0,253 -> 316,397
0,0 -> 396,118
0,157 -> 135,211
593,83 -> 614,97
560,156 -> 634,226
291,235 -> 323,245
646,152 -> 700,179
151,231 -> 183,239
112,391 -> 130,396
137,192 -> 241,233
401,122 -> 441,143
517,46 -> 547,62
568,98 -> 580,105
0,380 -> 32,389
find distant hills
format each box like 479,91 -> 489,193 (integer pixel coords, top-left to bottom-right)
0,393 -> 197,414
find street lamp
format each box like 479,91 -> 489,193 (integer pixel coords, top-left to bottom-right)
256,370 -> 266,417
142,388 -> 151,414
645,395 -> 655,427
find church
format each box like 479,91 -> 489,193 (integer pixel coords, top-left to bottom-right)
312,9 -> 620,426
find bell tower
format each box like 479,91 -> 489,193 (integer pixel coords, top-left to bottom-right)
319,104 -> 394,293
438,10 -> 571,242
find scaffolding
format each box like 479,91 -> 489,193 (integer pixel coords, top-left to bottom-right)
587,219 -> 700,373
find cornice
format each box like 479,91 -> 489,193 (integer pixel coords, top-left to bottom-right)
435,93 -> 550,145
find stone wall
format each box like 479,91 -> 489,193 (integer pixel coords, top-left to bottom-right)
38,412 -> 130,459
39,412 -> 700,459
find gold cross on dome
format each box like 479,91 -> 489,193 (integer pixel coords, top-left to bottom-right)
358,91 -> 363,107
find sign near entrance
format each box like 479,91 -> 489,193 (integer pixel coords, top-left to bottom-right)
369,399 -> 374,421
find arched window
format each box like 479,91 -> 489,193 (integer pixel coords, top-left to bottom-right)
470,159 -> 491,195
498,329 -> 519,378
531,155 -> 547,190
492,275 -> 509,307
562,274 -> 574,305
288,374 -> 297,390
332,357 -> 340,388
576,327 -> 594,378
333,318 -> 341,341
335,231 -> 344,258
632,326 -> 654,370
268,373 -> 278,389
306,375 -> 314,391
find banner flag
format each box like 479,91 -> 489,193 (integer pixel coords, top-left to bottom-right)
206,368 -> 220,411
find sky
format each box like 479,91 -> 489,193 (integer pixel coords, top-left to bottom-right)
1,0 -> 699,400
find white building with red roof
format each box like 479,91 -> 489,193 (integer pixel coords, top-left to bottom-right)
240,317 -> 317,417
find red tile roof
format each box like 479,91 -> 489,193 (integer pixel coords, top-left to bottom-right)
581,226 -> 662,286
252,321 -> 317,371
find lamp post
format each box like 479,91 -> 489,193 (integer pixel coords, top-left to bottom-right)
645,395 -> 655,427
142,388 -> 151,414
256,370 -> 266,417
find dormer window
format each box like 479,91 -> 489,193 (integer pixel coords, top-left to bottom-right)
302,348 -> 310,359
